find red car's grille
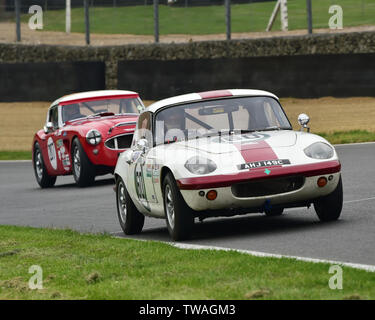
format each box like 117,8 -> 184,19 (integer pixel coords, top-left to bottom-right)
105,134 -> 133,150
231,176 -> 305,198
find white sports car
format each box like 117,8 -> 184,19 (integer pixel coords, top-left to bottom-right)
114,89 -> 343,240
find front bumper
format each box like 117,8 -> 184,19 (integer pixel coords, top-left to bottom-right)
178,160 -> 341,212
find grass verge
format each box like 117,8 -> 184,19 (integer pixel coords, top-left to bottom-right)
0,151 -> 32,160
0,225 -> 374,300
21,0 -> 375,35
317,130 -> 375,145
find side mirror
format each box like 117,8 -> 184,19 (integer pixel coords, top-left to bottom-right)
136,138 -> 148,154
44,122 -> 54,133
298,114 -> 310,132
123,151 -> 133,165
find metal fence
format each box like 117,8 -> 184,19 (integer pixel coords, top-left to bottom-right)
1,0 -> 374,45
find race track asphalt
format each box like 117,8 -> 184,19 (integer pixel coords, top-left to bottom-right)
0,143 -> 374,266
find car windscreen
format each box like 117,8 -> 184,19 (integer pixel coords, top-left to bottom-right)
154,96 -> 292,145
62,98 -> 145,123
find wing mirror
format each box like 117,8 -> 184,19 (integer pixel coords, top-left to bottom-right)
44,122 -> 54,133
298,114 -> 310,132
124,151 -> 133,165
136,138 -> 149,154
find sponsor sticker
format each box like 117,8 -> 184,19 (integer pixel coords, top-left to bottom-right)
146,164 -> 152,177
47,137 -> 57,170
56,139 -> 64,148
238,159 -> 291,170
152,163 -> 160,183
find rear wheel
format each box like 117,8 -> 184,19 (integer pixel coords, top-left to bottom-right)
33,142 -> 56,188
264,208 -> 284,217
71,138 -> 95,187
163,172 -> 194,241
116,177 -> 144,235
314,177 -> 343,222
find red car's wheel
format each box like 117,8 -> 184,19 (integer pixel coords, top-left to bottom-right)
71,138 -> 95,187
33,142 -> 56,188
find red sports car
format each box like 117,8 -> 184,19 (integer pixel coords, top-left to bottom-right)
32,90 -> 145,188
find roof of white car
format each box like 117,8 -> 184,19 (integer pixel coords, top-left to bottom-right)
146,89 -> 279,113
51,90 -> 139,107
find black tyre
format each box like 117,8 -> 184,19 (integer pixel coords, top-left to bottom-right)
264,208 -> 284,217
314,176 -> 343,222
116,177 -> 144,235
163,172 -> 194,241
71,138 -> 95,187
33,142 -> 56,188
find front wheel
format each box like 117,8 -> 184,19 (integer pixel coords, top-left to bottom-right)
71,138 -> 95,187
33,142 -> 56,188
163,172 -> 194,241
314,177 -> 343,222
116,177 -> 144,235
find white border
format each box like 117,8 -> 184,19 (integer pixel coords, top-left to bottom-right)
171,243 -> 375,272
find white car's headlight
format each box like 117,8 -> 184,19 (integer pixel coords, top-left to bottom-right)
184,156 -> 217,175
304,142 -> 334,159
86,129 -> 102,145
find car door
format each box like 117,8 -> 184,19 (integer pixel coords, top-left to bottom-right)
43,105 -> 65,175
127,112 -> 158,212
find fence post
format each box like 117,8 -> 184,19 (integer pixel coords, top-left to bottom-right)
306,0 -> 313,34
15,0 -> 21,42
84,0 -> 90,45
225,0 -> 231,40
280,0 -> 288,31
154,0 -> 159,43
66,0 -> 71,34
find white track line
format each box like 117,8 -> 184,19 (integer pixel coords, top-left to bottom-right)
171,243 -> 375,273
110,233 -> 375,272
0,160 -> 31,163
344,197 -> 375,204
334,141 -> 375,147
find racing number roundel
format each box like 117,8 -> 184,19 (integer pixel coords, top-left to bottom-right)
47,137 -> 57,170
212,133 -> 270,144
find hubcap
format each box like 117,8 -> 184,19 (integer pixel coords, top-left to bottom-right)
35,150 -> 43,180
118,181 -> 127,223
165,185 -> 175,229
73,146 -> 81,179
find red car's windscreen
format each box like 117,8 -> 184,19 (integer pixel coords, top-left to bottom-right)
62,98 -> 144,122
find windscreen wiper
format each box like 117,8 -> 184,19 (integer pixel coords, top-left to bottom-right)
251,126 -> 292,132
88,112 -> 115,118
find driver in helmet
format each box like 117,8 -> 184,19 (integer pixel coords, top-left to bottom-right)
63,103 -> 84,122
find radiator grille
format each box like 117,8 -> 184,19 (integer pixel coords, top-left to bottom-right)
105,134 -> 133,150
231,176 -> 305,198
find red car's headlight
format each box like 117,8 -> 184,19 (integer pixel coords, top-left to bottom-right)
86,129 -> 102,146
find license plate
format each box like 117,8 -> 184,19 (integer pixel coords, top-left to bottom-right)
238,159 -> 291,170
